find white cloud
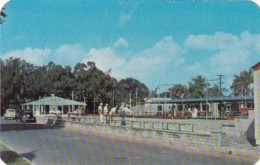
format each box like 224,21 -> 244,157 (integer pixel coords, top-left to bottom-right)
183,31 -> 260,89
119,12 -> 132,25
0,44 -> 86,67
83,47 -> 126,76
82,36 -> 187,84
2,31 -> 259,90
119,5 -> 138,25
185,31 -> 260,53
113,38 -> 129,48
53,44 -> 86,66
1,47 -> 51,65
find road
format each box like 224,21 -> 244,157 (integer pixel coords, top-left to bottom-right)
0,118 -> 259,165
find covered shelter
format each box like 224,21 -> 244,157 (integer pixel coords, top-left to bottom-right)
143,96 -> 254,118
22,94 -> 86,116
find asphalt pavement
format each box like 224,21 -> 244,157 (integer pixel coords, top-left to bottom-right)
0,118 -> 259,165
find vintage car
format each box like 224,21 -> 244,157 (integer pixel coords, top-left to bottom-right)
18,109 -> 37,123
3,109 -> 16,119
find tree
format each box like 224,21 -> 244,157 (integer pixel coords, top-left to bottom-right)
230,69 -> 253,96
118,78 -> 149,105
0,7 -> 7,24
188,75 -> 209,98
170,84 -> 188,99
0,58 -> 37,111
0,58 -> 151,114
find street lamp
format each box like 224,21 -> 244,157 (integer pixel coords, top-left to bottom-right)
83,96 -> 86,114
154,86 -> 160,98
135,87 -> 138,112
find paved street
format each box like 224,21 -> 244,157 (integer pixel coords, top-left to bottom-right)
0,118 -> 259,165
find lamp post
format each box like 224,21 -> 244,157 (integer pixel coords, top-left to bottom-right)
154,86 -> 160,98
129,91 -> 132,110
135,87 -> 138,111
83,96 -> 86,114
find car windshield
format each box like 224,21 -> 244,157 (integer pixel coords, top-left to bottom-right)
22,110 -> 33,115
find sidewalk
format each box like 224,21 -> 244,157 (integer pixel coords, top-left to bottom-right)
0,142 -> 31,165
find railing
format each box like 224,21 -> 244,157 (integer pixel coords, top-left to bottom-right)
63,115 -> 195,132
40,115 -> 228,147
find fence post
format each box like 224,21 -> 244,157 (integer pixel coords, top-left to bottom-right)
217,132 -> 221,147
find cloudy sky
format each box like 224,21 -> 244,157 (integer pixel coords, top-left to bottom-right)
1,0 -> 260,93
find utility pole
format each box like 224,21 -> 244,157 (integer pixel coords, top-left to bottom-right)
217,75 -> 224,95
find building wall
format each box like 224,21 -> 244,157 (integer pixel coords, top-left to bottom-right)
254,68 -> 260,145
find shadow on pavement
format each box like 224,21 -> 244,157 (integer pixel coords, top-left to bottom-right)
21,150 -> 38,162
0,123 -> 64,132
0,149 -> 36,165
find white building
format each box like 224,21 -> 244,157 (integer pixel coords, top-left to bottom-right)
22,94 -> 85,116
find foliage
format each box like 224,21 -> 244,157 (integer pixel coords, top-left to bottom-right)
0,57 -> 254,113
230,69 -> 253,96
170,84 -> 188,99
0,8 -> 7,25
0,58 -> 150,112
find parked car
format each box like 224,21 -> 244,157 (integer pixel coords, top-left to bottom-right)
3,109 -> 16,119
18,109 -> 37,123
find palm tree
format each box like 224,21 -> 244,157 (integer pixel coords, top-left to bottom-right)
170,84 -> 188,99
230,69 -> 253,96
188,75 -> 209,98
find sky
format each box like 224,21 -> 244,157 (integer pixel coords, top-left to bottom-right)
1,0 -> 260,94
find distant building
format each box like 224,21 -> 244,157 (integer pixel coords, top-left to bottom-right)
143,96 -> 254,118
22,94 -> 85,116
252,62 -> 260,145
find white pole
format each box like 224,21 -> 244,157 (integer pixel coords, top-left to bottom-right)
93,93 -> 95,114
72,91 -> 74,112
39,96 -> 41,115
83,96 -> 86,114
136,88 -> 138,111
130,92 -> 132,110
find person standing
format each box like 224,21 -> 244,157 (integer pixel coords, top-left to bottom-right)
109,105 -> 118,123
221,104 -> 225,119
192,105 -> 198,119
98,103 -> 104,124
119,103 -> 126,126
172,105 -> 177,117
104,103 -> 109,124
109,105 -> 118,115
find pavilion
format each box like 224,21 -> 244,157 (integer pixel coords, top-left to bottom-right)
22,94 -> 85,116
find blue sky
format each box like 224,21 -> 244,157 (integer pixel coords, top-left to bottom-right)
1,0 -> 260,93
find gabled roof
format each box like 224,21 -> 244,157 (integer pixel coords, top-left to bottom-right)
23,95 -> 85,106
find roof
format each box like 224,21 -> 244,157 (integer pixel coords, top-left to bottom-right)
145,97 -> 171,103
22,95 -> 85,106
251,62 -> 260,71
147,96 -> 254,104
